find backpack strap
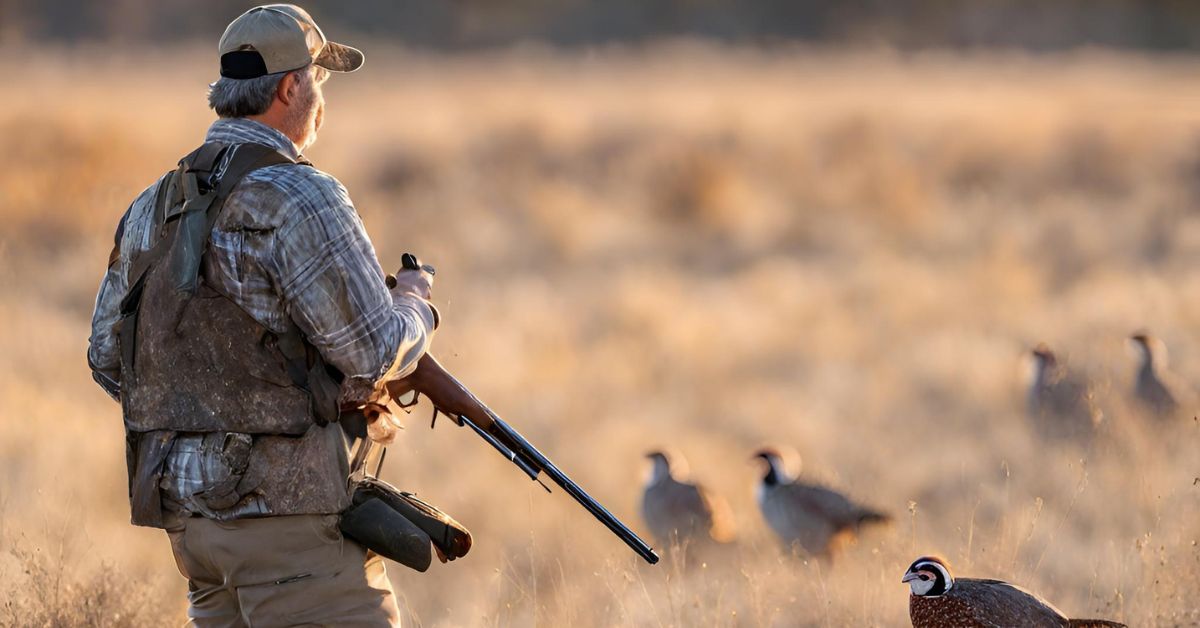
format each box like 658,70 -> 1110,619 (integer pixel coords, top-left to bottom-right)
276,328 -> 342,426
168,142 -> 295,296
119,145 -> 212,318
118,167 -> 179,376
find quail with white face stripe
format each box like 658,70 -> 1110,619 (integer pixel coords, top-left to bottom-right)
752,448 -> 889,561
640,451 -> 736,549
902,556 -> 1127,628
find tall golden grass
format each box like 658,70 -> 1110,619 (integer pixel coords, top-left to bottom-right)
1,44 -> 1198,626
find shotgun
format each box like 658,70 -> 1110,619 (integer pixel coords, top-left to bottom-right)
380,353 -> 659,565
383,256 -> 659,565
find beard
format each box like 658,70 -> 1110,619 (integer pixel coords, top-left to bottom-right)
284,77 -> 322,152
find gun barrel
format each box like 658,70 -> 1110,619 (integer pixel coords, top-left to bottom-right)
408,352 -> 659,564
467,415 -> 660,565
462,415 -> 542,481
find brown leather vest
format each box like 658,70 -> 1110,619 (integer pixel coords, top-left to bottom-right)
123,270 -> 318,434
117,142 -> 347,527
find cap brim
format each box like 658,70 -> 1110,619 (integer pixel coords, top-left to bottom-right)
314,41 -> 364,73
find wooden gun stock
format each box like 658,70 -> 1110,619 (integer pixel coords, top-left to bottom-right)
384,354 -> 494,430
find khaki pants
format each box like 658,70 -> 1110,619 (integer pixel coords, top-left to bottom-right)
166,514 -> 401,627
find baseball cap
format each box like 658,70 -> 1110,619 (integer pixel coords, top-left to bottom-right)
219,4 -> 364,79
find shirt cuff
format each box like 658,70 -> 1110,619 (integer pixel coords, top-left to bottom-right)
379,293 -> 437,383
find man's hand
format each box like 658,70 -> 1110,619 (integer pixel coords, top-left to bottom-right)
387,253 -> 438,328
387,253 -> 436,300
388,267 -> 433,301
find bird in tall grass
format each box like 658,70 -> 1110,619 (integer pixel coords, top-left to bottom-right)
902,555 -> 1126,627
641,450 -> 736,549
1129,332 -> 1181,419
752,448 -> 889,560
1027,344 -> 1101,441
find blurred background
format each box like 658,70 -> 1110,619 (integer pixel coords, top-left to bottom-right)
5,0 -> 1200,49
1,2 -> 1198,626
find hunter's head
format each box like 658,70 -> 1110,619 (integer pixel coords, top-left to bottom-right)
208,4 -> 363,151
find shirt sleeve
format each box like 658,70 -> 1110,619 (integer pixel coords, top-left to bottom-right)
87,182 -> 161,400
269,170 -> 435,390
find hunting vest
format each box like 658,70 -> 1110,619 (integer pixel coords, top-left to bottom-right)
117,142 -> 348,527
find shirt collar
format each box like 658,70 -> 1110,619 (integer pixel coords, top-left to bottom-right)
205,118 -> 301,161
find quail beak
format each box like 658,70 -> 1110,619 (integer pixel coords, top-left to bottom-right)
901,572 -> 920,584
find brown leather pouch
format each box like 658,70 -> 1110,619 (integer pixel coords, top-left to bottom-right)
350,477 -> 472,561
339,494 -> 433,572
338,438 -> 472,572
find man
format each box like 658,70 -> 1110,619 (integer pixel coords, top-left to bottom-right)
87,5 -> 434,625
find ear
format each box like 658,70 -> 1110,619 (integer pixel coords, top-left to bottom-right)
275,71 -> 300,106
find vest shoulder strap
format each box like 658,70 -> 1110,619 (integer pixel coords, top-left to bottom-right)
167,143 -> 296,296
121,142 -> 299,313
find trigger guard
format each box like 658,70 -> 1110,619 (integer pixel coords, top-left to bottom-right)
395,389 -> 420,410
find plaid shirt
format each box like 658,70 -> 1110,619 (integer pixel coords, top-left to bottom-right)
88,118 -> 435,517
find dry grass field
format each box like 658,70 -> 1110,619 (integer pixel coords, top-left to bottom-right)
1,43 -> 1199,626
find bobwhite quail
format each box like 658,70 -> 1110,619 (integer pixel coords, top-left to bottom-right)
753,448 -> 889,560
641,450 -> 736,548
1028,344 -> 1101,440
1129,332 -> 1180,419
903,556 -> 1126,627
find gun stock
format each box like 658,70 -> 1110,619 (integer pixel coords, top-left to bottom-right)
383,354 -> 660,565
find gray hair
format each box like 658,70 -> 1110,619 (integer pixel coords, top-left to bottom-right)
207,72 -> 288,118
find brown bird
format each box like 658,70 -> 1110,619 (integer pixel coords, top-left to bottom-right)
903,556 -> 1126,628
753,448 -> 889,560
640,450 -> 736,548
1027,344 -> 1101,440
1129,332 -> 1181,419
